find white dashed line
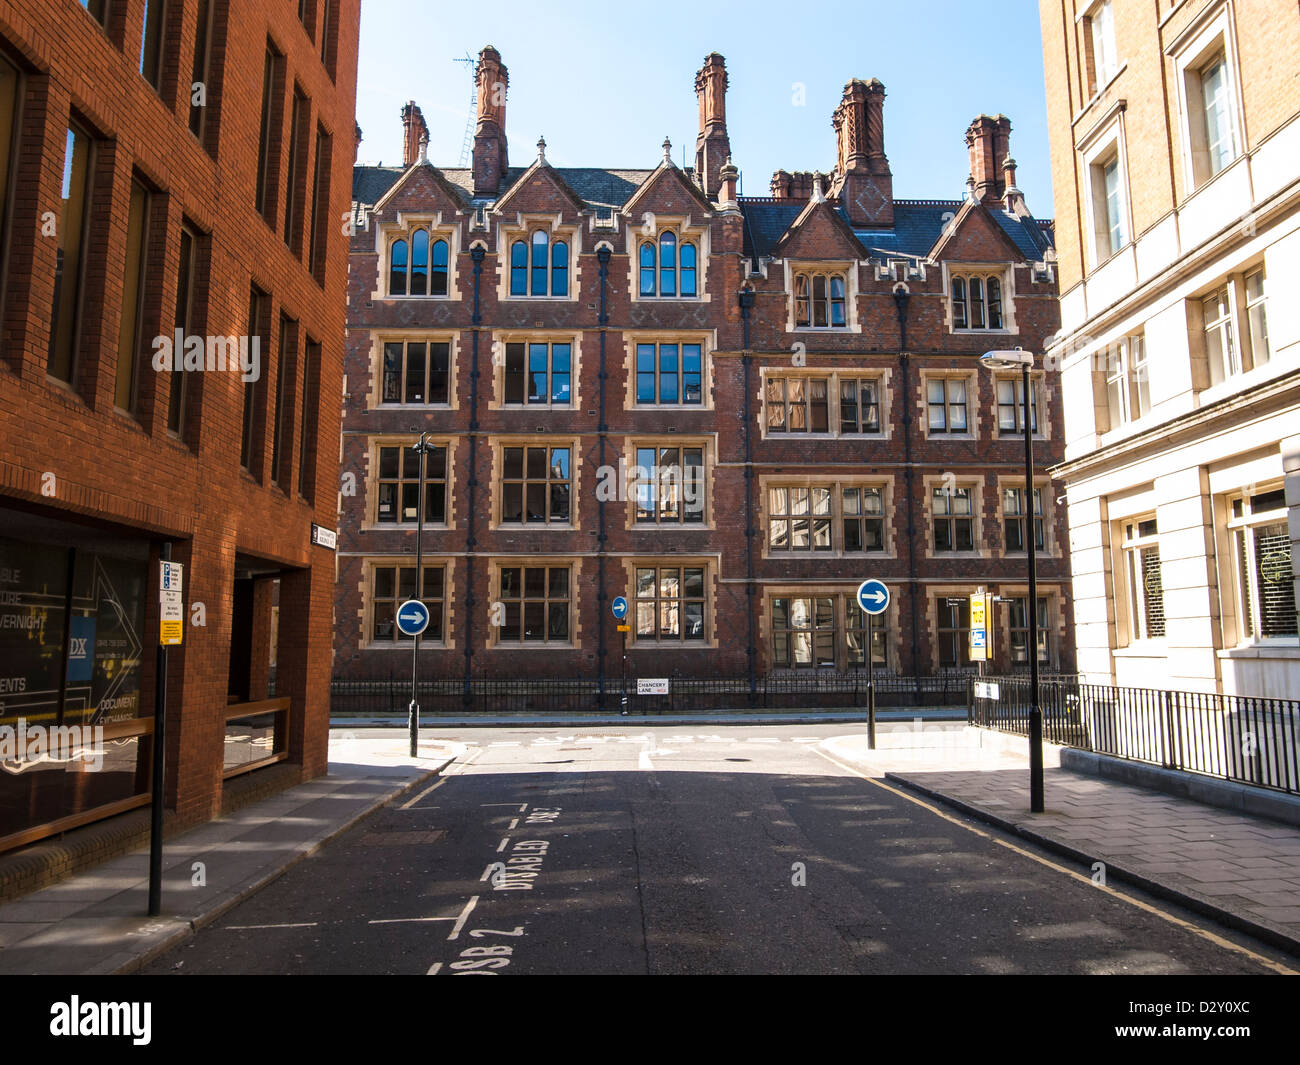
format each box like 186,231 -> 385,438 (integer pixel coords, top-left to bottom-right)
446,895 -> 479,941
226,923 -> 317,930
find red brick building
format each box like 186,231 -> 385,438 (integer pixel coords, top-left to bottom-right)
339,47 -> 1072,696
0,0 -> 358,857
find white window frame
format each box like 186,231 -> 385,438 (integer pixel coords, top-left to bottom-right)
1081,0 -> 1120,97
1169,3 -> 1245,193
1103,333 -> 1149,429
1077,109 -> 1131,270
1120,517 -> 1165,644
1225,488 -> 1297,644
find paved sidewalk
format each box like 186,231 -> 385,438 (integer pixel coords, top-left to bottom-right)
823,731 -> 1300,956
0,733 -> 461,975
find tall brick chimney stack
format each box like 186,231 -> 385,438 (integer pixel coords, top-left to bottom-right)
830,78 -> 892,226
966,114 -> 1012,205
472,45 -> 509,195
401,102 -> 428,167
694,53 -> 731,200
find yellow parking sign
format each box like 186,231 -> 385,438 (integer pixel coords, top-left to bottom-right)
969,592 -> 991,661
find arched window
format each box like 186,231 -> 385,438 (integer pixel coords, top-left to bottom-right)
551,240 -> 569,297
794,271 -> 849,328
389,229 -> 451,297
795,275 -> 810,326
637,232 -> 699,297
511,241 -> 527,295
639,242 -> 656,296
389,239 -> 408,296
986,277 -> 1002,329
409,228 -> 429,296
680,242 -> 697,297
530,230 -> 548,296
659,232 -> 677,297
951,274 -> 1007,331
830,276 -> 846,327
430,239 -> 449,296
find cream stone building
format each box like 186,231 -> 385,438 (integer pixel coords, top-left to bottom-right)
1039,0 -> 1300,697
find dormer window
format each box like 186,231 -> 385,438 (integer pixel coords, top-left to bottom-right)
639,231 -> 698,298
794,271 -> 846,328
510,230 -> 569,297
950,274 -> 1004,330
388,227 -> 449,297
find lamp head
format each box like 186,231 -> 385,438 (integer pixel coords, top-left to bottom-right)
980,349 -> 1034,370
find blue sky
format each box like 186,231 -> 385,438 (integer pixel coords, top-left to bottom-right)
355,0 -> 1055,216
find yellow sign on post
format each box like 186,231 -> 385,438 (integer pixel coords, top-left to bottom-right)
160,620 -> 184,646
969,592 -> 991,661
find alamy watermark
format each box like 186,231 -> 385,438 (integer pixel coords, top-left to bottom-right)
151,330 -> 260,383
0,717 -> 105,772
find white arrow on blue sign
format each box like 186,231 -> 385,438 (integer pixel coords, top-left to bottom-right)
856,579 -> 890,616
611,596 -> 628,620
395,599 -> 430,637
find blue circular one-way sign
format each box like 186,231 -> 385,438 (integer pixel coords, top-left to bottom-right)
611,596 -> 629,620
395,599 -> 430,637
856,579 -> 890,616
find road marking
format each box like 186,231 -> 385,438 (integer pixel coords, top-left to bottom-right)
791,737 -> 822,743
519,803 -> 528,813
368,916 -> 457,925
638,748 -> 654,770
496,837 -> 510,853
397,746 -> 480,808
226,922 -> 317,930
508,818 -> 519,829
426,962 -> 443,975
447,895 -> 479,941
489,741 -> 521,747
810,745 -> 1299,976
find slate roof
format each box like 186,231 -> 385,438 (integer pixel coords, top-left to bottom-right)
353,163 -> 1055,265
353,163 -> 657,212
738,197 -> 1055,264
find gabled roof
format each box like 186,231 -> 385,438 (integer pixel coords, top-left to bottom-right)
491,156 -> 589,215
353,163 -> 657,213
738,197 -> 1055,265
620,159 -> 715,218
770,195 -> 866,260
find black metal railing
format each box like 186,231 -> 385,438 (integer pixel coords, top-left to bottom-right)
329,669 -> 978,718
969,676 -> 1300,795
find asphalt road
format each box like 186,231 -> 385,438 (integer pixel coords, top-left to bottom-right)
142,725 -> 1294,976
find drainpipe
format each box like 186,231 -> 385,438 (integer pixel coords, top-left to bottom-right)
739,288 -> 758,702
893,285 -> 922,703
465,245 -> 485,708
596,245 -> 611,706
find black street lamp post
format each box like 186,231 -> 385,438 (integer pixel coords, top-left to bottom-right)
409,432 -> 434,758
980,349 -> 1044,813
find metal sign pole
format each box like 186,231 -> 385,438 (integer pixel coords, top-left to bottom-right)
148,542 -> 171,917
866,611 -> 876,750
410,434 -> 427,758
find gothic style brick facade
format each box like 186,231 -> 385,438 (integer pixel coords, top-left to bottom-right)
340,47 -> 1073,689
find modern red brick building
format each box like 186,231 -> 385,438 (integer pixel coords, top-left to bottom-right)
339,47 -> 1072,697
0,0 -> 358,858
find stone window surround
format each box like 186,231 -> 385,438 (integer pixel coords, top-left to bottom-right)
756,365 -> 893,442
486,330 -> 585,411
757,472 -> 896,561
358,555 -> 457,652
758,584 -> 892,673
619,435 -> 716,532
484,556 -> 584,651
624,214 -> 712,304
917,367 -> 977,441
619,556 -> 718,649
781,259 -> 862,334
372,212 -> 461,302
1166,0 -> 1245,197
994,474 -> 1057,559
622,331 -> 716,412
494,212 -> 582,303
921,472 -> 990,560
361,434 -> 460,532
487,434 -> 583,532
1077,105 -> 1132,272
941,262 -> 1019,335
366,329 -> 460,412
